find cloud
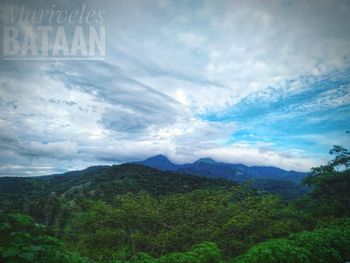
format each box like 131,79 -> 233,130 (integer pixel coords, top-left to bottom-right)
0,0 -> 350,176
23,141 -> 78,159
201,143 -> 321,172
0,130 -> 77,160
177,32 -> 205,49
0,164 -> 57,177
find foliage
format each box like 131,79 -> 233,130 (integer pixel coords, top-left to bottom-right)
0,213 -> 89,263
303,145 -> 350,217
63,187 -> 308,261
125,242 -> 221,263
252,178 -> 307,200
233,220 -> 350,263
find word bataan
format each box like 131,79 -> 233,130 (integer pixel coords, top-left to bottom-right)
4,26 -> 105,57
3,5 -> 106,58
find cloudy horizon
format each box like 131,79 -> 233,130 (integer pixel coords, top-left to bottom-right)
1,0 -> 350,176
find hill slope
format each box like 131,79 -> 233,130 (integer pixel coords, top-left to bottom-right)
0,163 -> 235,205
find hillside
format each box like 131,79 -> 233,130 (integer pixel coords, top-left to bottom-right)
0,163 -> 235,213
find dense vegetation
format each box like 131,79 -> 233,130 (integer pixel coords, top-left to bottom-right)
0,146 -> 349,262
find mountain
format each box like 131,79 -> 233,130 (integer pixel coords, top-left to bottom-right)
194,158 -> 217,164
137,156 -> 308,199
138,155 -> 308,183
247,166 -> 306,182
136,154 -> 180,171
179,159 -> 250,182
0,155 -> 307,213
138,155 -> 247,182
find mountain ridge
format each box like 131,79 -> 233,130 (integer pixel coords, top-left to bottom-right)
137,154 -> 307,183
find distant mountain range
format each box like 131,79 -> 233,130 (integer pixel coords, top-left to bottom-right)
0,156 -> 309,202
137,154 -> 307,183
134,155 -> 308,199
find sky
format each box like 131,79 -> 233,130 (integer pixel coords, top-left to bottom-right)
0,0 -> 350,176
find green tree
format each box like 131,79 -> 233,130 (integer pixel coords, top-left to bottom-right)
233,220 -> 350,263
303,145 -> 350,217
0,213 -> 89,263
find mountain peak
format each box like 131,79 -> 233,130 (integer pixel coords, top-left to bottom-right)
194,158 -> 217,164
148,154 -> 170,161
138,154 -> 179,171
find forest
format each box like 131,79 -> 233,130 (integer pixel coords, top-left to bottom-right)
0,145 -> 349,263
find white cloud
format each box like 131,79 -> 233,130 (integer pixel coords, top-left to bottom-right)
177,32 -> 205,49
1,0 -> 349,175
201,143 -> 322,172
25,141 -> 78,159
